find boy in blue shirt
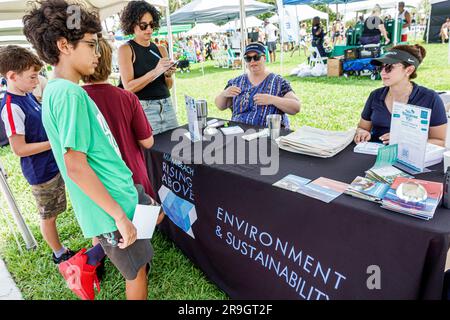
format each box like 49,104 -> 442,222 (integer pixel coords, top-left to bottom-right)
0,45 -> 74,264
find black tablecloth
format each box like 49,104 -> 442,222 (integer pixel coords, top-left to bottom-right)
146,122 -> 450,300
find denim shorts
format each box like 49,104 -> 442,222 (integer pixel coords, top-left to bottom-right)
140,97 -> 179,135
267,41 -> 277,53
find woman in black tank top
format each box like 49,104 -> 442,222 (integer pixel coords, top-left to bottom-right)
118,1 -> 179,134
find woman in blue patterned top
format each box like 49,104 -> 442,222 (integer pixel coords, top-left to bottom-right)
215,42 -> 300,128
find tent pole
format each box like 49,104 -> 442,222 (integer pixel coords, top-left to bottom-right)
394,3 -> 399,45
276,0 -> 284,75
295,5 -> 300,48
239,0 -> 247,72
426,9 -> 431,44
165,6 -> 177,111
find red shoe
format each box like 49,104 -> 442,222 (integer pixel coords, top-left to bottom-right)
58,248 -> 101,300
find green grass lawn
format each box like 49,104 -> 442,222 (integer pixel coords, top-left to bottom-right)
0,42 -> 449,300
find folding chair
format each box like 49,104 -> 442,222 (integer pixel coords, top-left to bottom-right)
308,46 -> 327,69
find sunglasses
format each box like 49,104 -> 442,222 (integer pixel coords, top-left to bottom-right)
380,63 -> 401,73
138,22 -> 157,31
244,54 -> 264,63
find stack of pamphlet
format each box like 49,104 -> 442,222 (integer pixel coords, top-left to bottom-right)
381,177 -> 443,220
424,143 -> 446,167
277,126 -> 356,158
354,142 -> 445,168
273,175 -> 349,203
345,176 -> 390,203
366,166 -> 413,185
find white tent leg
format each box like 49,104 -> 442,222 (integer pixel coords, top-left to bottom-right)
0,162 -> 37,251
239,0 -> 247,72
276,0 -> 284,75
165,6 -> 177,111
394,3 -> 399,45
0,201 -> 24,254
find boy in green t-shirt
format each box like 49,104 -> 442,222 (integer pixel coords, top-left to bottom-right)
23,0 -> 153,300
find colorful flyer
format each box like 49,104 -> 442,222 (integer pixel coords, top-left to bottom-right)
390,102 -> 431,173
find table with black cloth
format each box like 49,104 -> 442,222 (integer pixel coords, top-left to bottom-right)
145,121 -> 450,300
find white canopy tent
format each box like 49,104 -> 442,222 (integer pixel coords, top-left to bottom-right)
169,0 -> 275,73
0,20 -> 23,37
0,0 -> 168,20
168,0 -> 274,25
186,23 -> 222,36
268,5 -> 329,24
0,35 -> 29,46
329,0 -> 422,22
220,16 -> 264,32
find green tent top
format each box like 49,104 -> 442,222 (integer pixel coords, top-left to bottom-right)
153,24 -> 192,36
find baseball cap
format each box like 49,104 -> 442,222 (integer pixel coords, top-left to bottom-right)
244,42 -> 266,56
371,49 -> 420,69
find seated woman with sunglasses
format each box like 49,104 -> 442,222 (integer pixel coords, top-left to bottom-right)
118,1 -> 178,135
215,42 -> 300,129
354,44 -> 447,147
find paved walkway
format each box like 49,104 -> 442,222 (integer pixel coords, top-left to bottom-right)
0,258 -> 22,300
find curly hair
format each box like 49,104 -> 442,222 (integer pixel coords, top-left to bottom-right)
120,1 -> 161,36
0,46 -> 44,77
22,0 -> 102,65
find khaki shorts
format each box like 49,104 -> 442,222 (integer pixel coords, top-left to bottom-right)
30,173 -> 67,220
97,184 -> 155,281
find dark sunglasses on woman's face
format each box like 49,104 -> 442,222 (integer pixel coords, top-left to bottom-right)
380,64 -> 398,73
138,21 -> 157,31
244,54 -> 263,63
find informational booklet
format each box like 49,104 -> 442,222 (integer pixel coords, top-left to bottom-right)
366,165 -> 413,185
299,177 -> 349,203
273,175 -> 311,192
365,144 -> 413,184
390,102 -> 431,173
354,142 -> 383,156
381,177 -> 443,220
185,95 -> 202,142
345,176 -> 390,203
132,204 -> 161,240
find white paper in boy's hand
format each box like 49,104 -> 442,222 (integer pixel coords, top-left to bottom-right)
132,204 -> 160,240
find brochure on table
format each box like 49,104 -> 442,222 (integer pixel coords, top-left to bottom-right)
185,95 -> 202,142
390,102 -> 431,173
273,175 -> 349,203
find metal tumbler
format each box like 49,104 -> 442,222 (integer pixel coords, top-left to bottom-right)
195,99 -> 208,129
266,114 -> 281,140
